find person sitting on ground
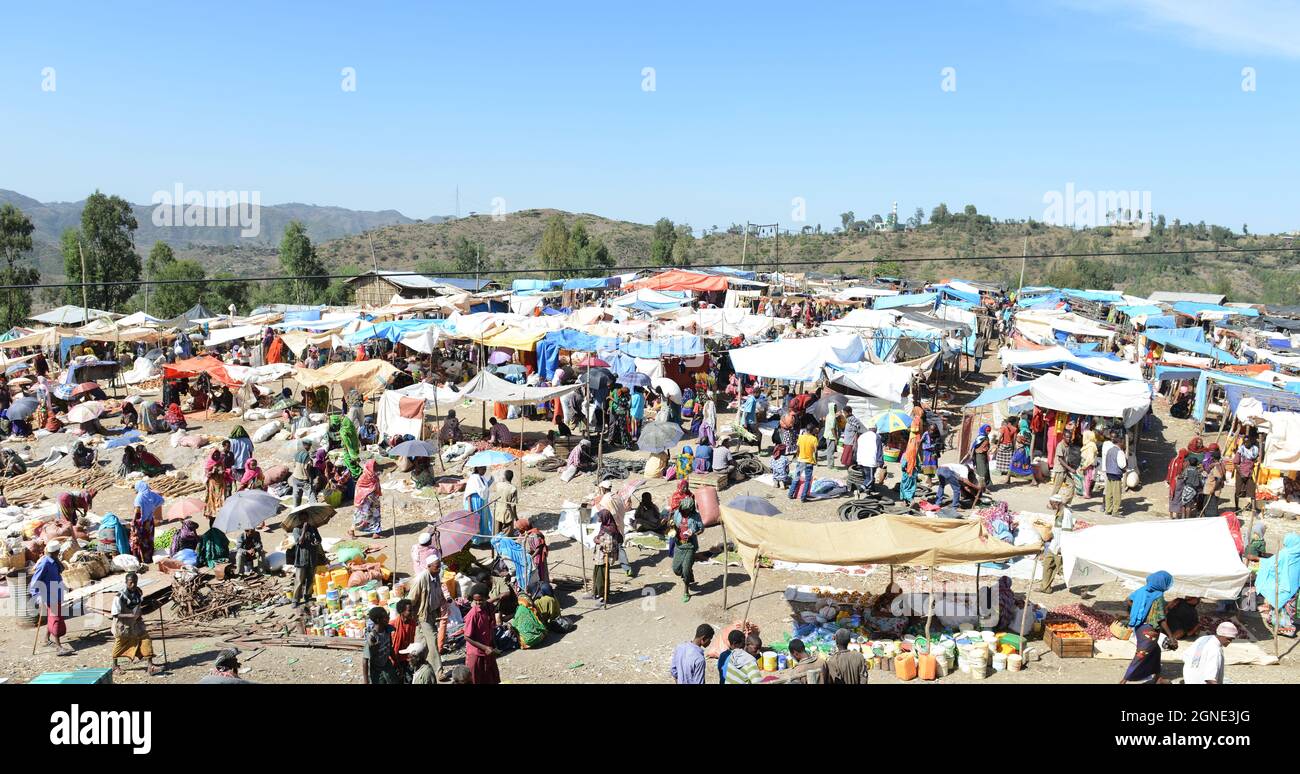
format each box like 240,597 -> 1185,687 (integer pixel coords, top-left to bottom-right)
234,528 -> 266,575
712,437 -> 734,477
120,401 -> 139,430
71,440 -> 95,469
568,438 -> 596,472
692,438 -> 713,474
1165,596 -> 1203,640
633,491 -> 668,533
169,520 -> 201,556
198,648 -> 252,684
438,410 -> 463,444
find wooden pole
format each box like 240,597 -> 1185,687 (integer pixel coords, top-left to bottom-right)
1274,552 -> 1281,661
721,523 -> 729,610
603,553 -> 609,607
156,603 -> 168,666
924,565 -> 936,644
741,560 -> 761,626
31,600 -> 43,654
1018,554 -> 1041,656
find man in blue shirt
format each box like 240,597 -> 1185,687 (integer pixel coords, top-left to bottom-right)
629,387 -> 646,439
670,624 -> 714,684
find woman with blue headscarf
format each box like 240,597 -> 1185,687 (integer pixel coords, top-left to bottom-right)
970,424 -> 991,490
1257,533 -> 1300,638
1120,571 -> 1178,683
97,512 -> 131,556
131,481 -> 164,564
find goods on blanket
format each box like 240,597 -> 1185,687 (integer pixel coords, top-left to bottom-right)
304,581 -> 401,638
1046,603 -> 1116,641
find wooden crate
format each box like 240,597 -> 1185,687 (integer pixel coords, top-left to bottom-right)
1045,626 -> 1094,658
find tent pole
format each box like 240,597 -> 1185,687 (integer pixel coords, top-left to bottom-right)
741,560 -> 761,627
974,563 -> 981,622
1274,555 -> 1281,661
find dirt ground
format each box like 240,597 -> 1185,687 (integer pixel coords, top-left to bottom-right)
3,360 -> 1298,685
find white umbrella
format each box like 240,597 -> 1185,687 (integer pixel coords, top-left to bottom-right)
65,401 -> 104,424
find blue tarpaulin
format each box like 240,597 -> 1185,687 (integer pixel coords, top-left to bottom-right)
1145,328 -> 1242,364
345,319 -> 444,345
935,285 -> 981,304
283,308 -> 322,323
967,381 -> 1033,408
1193,370 -> 1279,421
1173,301 -> 1259,318
1115,304 -> 1164,318
1143,315 -> 1178,329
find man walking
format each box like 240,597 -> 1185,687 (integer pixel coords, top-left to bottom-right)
670,624 -> 713,684
838,406 -> 866,468
788,425 -> 818,502
1102,432 -> 1128,517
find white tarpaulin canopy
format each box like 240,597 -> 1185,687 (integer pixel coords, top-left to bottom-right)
1027,372 -> 1151,427
458,369 -> 581,406
833,287 -> 900,301
825,361 -> 915,404
1235,396 -> 1300,471
205,324 -> 264,347
728,333 -> 865,381
1015,309 -> 1117,343
998,345 -> 1144,381
1061,518 -> 1250,600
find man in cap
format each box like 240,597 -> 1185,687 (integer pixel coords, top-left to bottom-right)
402,641 -> 437,685
1182,622 -> 1239,685
198,648 -> 252,684
408,553 -> 448,677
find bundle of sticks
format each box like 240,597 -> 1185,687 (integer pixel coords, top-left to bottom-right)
169,572 -> 287,622
4,467 -> 117,506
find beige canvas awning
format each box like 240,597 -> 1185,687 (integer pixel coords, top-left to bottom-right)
719,510 -> 1041,574
292,360 -> 399,396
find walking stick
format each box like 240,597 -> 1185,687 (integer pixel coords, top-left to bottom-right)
31,600 -> 43,655
603,554 -> 610,607
742,560 -> 762,627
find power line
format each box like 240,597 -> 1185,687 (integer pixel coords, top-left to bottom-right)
8,244 -> 1295,292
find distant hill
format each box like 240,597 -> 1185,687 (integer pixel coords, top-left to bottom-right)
0,188 -> 436,277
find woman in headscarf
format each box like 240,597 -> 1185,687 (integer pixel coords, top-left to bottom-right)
1079,428 -> 1099,497
463,465 -> 493,546
920,423 -> 941,482
164,402 -> 186,430
1176,452 -> 1204,519
970,423 -> 991,488
671,493 -> 704,603
225,425 -> 253,478
98,512 -> 131,556
1246,522 -> 1268,560
438,409 -> 463,444
121,402 -> 140,430
899,430 -> 921,503
71,440 -> 95,469
346,388 -> 365,429
169,519 -> 201,556
692,438 -> 713,473
196,523 -> 230,568
769,443 -> 791,489
1009,431 -> 1034,478
131,481 -> 163,564
777,410 -> 797,453
350,460 -> 383,538
592,506 -> 629,597
1166,447 -> 1189,518
643,449 -> 670,479
516,517 -> 550,585
238,458 -> 266,491
330,414 -> 362,477
57,488 -> 97,527
1120,571 -> 1177,684
668,477 -> 693,512
140,400 -> 163,434
1257,533 -> 1300,638
674,445 -> 695,480
632,491 -> 667,533
203,449 -> 229,521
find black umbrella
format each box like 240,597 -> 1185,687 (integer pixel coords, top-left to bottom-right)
281,502 -> 336,531
810,391 -> 849,420
578,367 -> 614,395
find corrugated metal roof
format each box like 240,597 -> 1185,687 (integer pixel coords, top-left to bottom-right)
347,271 -> 493,291
1147,291 -> 1226,305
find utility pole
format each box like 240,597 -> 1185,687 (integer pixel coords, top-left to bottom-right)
77,239 -> 89,316
1018,232 -> 1028,293
367,232 -> 380,274
740,221 -> 750,270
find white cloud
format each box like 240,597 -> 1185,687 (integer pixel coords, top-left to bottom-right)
1066,0 -> 1300,59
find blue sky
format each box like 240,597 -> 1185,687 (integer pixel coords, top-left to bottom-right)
2,0 -> 1298,232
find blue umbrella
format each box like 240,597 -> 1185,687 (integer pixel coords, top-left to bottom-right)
5,362 -> 29,375
617,372 -> 651,388
465,450 -> 516,468
389,439 -> 438,458
6,395 -> 38,421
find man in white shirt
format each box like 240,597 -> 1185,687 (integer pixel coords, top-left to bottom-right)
712,438 -> 734,478
1101,432 -> 1128,517
855,426 -> 881,494
1183,622 -> 1238,684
